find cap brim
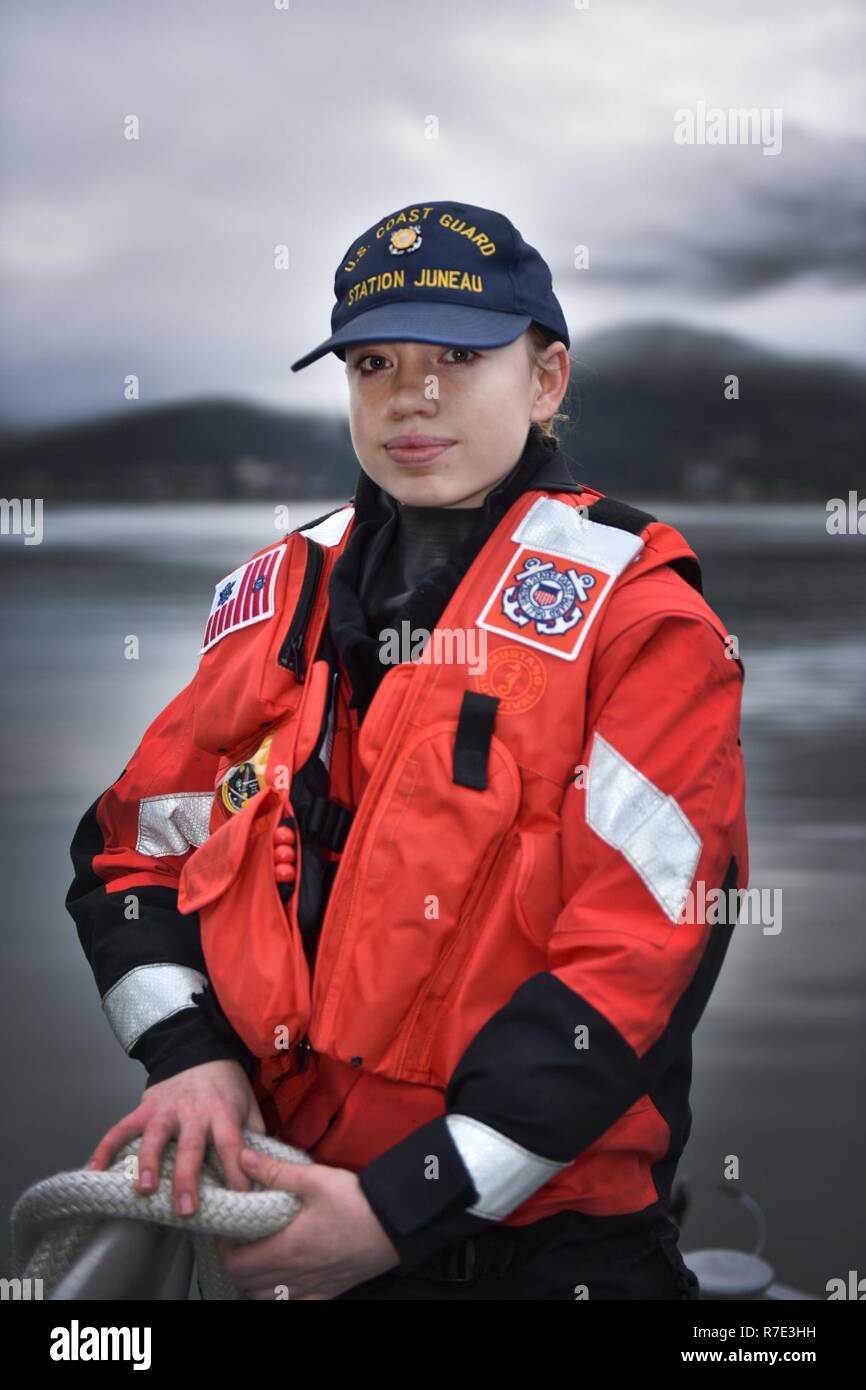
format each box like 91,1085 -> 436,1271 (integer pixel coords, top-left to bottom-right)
290,301 -> 533,372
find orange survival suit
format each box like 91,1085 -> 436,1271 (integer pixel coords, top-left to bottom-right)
66,428 -> 748,1271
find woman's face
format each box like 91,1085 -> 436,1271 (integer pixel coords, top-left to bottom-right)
344,332 -> 569,508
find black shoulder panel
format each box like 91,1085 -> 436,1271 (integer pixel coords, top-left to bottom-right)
585,496 -> 703,595
665,555 -> 704,595
583,496 -> 657,536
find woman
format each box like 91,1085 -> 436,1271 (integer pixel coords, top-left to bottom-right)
67,200 -> 748,1300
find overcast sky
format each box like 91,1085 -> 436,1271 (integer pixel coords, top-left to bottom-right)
1,0 -> 864,426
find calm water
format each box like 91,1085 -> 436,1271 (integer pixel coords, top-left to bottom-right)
1,499 -> 864,1295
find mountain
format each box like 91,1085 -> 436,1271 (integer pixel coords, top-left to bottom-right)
562,321 -> 864,497
1,323 -> 862,499
0,401 -> 360,502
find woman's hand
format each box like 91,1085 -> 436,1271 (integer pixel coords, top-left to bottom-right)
85,1058 -> 266,1217
216,1149 -> 401,1300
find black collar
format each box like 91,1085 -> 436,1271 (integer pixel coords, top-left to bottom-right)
328,426 -> 584,718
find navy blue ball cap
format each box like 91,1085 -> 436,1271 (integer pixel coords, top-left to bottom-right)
290,199 -> 569,372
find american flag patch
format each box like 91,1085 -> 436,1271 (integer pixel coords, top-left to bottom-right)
199,544 -> 287,655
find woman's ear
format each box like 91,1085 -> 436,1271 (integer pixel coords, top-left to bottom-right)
530,340 -> 570,424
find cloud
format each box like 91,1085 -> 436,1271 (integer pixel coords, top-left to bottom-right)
0,0 -> 864,423
542,129 -> 866,298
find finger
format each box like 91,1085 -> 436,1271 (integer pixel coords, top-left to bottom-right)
172,1122 -> 209,1216
244,1277 -> 299,1300
227,1261 -> 301,1298
233,1265 -> 293,1293
134,1117 -> 177,1195
220,1223 -> 305,1282
238,1152 -> 314,1198
245,1101 -> 267,1135
211,1116 -> 251,1193
87,1111 -> 146,1171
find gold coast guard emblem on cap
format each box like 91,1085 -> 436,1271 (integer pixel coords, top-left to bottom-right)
389,227 -> 422,255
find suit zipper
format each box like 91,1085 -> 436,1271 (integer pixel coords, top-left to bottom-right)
273,1031 -> 312,1089
274,535 -> 327,1087
278,536 -> 324,683
313,665 -> 432,1036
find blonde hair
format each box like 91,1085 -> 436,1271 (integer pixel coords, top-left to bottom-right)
525,322 -> 572,441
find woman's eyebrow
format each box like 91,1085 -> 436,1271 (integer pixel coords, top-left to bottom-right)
351,343 -> 388,353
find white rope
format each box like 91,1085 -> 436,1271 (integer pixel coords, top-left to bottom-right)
10,1129 -> 311,1300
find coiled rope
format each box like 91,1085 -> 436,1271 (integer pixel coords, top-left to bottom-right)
10,1129 -> 310,1300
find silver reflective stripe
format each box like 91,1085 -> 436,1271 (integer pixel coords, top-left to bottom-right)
136,792 -> 214,857
587,732 -> 702,922
511,496 -> 644,574
444,1113 -> 568,1221
102,964 -> 209,1053
299,505 -> 354,545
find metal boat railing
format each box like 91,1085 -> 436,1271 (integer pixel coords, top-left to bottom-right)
47,1220 -> 194,1300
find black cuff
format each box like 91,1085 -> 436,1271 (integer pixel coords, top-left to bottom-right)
142,1038 -> 257,1089
132,999 -> 258,1089
356,1115 -> 494,1273
190,981 -> 258,1075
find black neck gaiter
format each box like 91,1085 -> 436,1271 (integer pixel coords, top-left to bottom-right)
360,501 -> 481,641
327,424 -> 563,720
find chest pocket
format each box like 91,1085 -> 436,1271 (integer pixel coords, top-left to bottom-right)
363,721 -> 522,929
311,717 -> 522,1073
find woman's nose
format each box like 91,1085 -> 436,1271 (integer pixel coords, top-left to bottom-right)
387,361 -> 438,415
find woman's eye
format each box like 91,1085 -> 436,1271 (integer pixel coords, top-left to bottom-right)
351,347 -> 479,372
355,354 -> 389,374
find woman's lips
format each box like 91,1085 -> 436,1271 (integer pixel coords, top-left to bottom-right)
385,437 -> 456,467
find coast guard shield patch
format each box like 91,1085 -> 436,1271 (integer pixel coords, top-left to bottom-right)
200,543 -> 287,654
476,497 -> 645,662
477,547 -> 612,660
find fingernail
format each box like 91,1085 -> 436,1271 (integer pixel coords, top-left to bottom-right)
178,1193 -> 194,1215
139,1170 -> 153,1189
241,1148 -> 260,1167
